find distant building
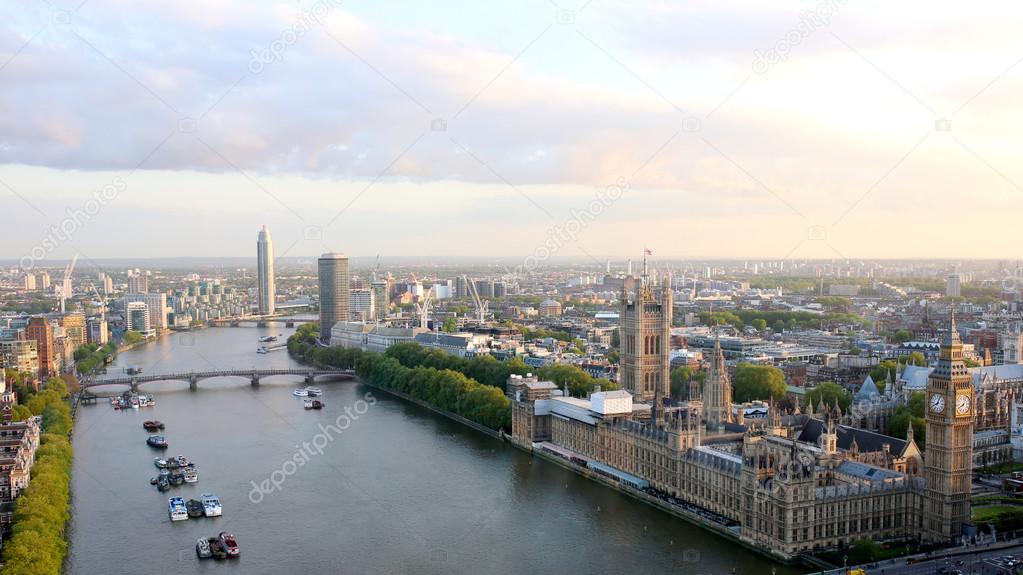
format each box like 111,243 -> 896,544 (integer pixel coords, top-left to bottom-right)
127,269 -> 149,294
25,318 -> 54,378
371,280 -> 389,320
60,313 -> 86,351
318,253 -> 350,343
946,273 -> 961,298
538,299 -> 562,318
125,301 -> 152,336
122,293 -> 168,330
86,316 -> 108,345
0,340 -> 39,379
256,224 -> 276,315
349,289 -> 375,321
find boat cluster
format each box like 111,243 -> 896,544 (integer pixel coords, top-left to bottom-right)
136,402 -> 240,561
293,387 -> 325,409
151,454 -> 199,492
111,392 -> 156,410
196,532 -> 239,560
168,493 -> 222,521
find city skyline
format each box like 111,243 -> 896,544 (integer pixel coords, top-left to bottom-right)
3,2 -> 1023,261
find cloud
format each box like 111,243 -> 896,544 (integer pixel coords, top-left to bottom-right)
2,0 -> 1023,259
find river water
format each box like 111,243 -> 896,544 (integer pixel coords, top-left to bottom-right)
67,327 -> 800,575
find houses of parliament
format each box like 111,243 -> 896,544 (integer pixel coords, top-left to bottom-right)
509,274 -> 975,560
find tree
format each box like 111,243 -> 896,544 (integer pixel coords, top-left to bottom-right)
121,331 -> 143,345
771,320 -> 785,333
964,357 -> 981,368
670,367 -> 705,400
751,319 -> 767,333
441,318 -> 457,333
732,364 -> 787,403
869,360 -> 900,393
892,329 -> 914,344
848,539 -> 882,564
805,382 -> 852,412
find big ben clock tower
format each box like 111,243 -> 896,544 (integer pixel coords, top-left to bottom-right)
924,306 -> 974,543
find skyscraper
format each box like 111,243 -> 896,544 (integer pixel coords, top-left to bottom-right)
924,307 -> 974,543
257,225 -> 275,315
318,253 -> 350,343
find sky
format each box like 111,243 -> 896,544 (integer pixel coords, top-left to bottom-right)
2,0 -> 1023,266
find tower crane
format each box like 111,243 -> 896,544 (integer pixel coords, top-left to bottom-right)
463,275 -> 489,323
414,286 -> 435,329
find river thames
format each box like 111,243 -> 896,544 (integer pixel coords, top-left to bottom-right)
67,327 -> 800,575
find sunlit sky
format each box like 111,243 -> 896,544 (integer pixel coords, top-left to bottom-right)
2,1 -> 1022,264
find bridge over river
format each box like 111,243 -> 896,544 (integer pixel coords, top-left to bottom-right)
81,368 -> 354,394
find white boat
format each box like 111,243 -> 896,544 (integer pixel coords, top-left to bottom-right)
256,347 -> 269,354
138,395 -> 152,407
168,497 -> 188,521
304,387 -> 322,396
201,493 -> 222,517
183,466 -> 198,483
292,389 -> 309,397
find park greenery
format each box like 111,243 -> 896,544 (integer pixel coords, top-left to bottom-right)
1,376 -> 74,575
121,330 -> 144,345
73,341 -> 117,375
288,324 -> 616,430
731,364 -> 787,403
699,309 -> 868,332
517,326 -> 573,342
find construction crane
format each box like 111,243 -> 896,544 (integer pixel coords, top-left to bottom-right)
371,254 -> 381,282
414,286 -> 435,329
463,275 -> 489,323
59,254 -> 78,313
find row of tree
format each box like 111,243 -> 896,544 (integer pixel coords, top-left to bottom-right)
2,377 -> 74,575
288,325 -> 512,429
73,341 -> 117,375
699,309 -> 868,332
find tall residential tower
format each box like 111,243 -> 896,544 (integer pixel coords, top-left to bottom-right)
257,225 -> 276,315
318,253 -> 350,343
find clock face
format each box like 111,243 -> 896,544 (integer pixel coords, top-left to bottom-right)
930,393 -> 946,414
956,393 -> 972,416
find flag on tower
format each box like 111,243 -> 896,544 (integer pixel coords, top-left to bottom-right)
644,248 -> 653,255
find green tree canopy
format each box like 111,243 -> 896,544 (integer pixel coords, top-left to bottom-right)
732,364 -> 787,403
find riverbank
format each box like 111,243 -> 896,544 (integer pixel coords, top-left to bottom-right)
287,339 -> 798,567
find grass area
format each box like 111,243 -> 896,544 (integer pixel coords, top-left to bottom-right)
973,505 -> 1021,523
974,495 -> 1023,505
977,462 -> 1023,475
